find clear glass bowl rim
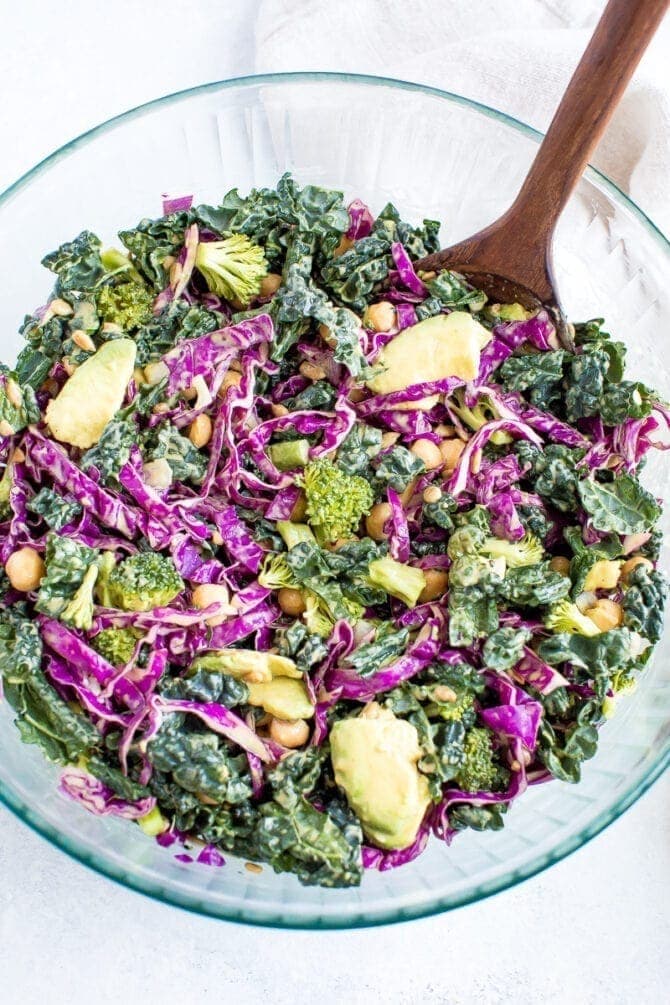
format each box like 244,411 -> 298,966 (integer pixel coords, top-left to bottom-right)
0,70 -> 668,930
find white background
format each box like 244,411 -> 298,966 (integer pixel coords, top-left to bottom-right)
0,2 -> 668,1003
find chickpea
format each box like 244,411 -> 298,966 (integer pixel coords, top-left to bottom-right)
259,272 -> 282,298
621,555 -> 653,585
269,717 -> 310,748
418,569 -> 449,604
423,485 -> 442,504
219,370 -> 243,395
278,587 -> 306,617
142,458 -> 173,490
191,583 -> 234,627
291,491 -> 308,522
439,438 -> 466,474
410,438 -> 443,470
333,234 -> 355,258
363,301 -> 396,333
434,423 -> 456,437
366,502 -> 392,541
586,599 -> 624,632
188,413 -> 213,449
271,403 -> 289,417
144,360 -> 169,386
5,547 -> 45,592
550,556 -> 571,577
0,420 -> 15,437
211,530 -> 224,547
101,321 -> 123,335
299,361 -> 327,382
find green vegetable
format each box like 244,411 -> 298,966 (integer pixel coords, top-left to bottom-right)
258,553 -> 299,591
500,349 -> 566,410
498,562 -> 572,607
144,422 -> 207,485
42,231 -> 104,294
536,700 -> 600,783
480,533 -> 544,568
0,608 -> 99,764
367,556 -> 426,608
268,439 -> 310,471
578,474 -> 661,535
456,727 -> 510,793
276,521 -> 316,550
91,628 -> 139,666
0,369 -> 41,437
344,624 -> 410,677
516,442 -> 586,514
336,423 -> 383,478
81,412 -> 137,485
59,563 -> 99,631
148,715 -> 253,804
302,458 -> 374,543
622,564 -> 667,644
35,534 -> 99,625
539,628 -> 648,700
119,212 -> 190,289
195,235 -> 268,305
482,627 -> 531,671
544,599 -> 601,637
373,446 -> 425,492
96,280 -> 154,331
106,553 -> 184,612
27,488 -> 82,531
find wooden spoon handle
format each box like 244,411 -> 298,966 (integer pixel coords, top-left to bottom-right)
510,0 -> 669,247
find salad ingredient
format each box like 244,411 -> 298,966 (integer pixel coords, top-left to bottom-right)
106,553 -> 184,612
5,547 -> 45,592
45,339 -> 137,449
0,175 -> 667,889
330,705 -> 431,850
365,312 -> 491,396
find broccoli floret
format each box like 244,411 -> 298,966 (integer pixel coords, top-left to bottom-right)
480,533 -> 544,568
302,593 -> 335,638
194,235 -> 268,305
544,599 -> 601,637
449,389 -> 512,444
258,553 -> 298,590
96,280 -> 154,331
106,553 -> 184,612
60,564 -> 99,630
447,524 -> 488,559
455,727 -> 508,793
367,556 -> 426,608
302,458 -> 374,544
434,690 -> 477,728
91,627 -> 138,666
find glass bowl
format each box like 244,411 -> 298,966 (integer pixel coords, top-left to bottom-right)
0,72 -> 668,929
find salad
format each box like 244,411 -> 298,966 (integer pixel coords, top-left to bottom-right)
0,175 -> 667,888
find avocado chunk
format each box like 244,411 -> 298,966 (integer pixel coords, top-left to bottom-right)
45,338 -> 137,449
191,649 -> 301,684
330,704 -> 431,850
246,678 -> 314,720
365,311 -> 491,397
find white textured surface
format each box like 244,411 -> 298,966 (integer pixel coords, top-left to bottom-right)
0,2 -> 668,1002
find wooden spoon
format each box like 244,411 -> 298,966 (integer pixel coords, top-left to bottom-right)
416,0 -> 669,342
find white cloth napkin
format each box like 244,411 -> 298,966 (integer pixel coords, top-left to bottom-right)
255,0 -> 670,235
